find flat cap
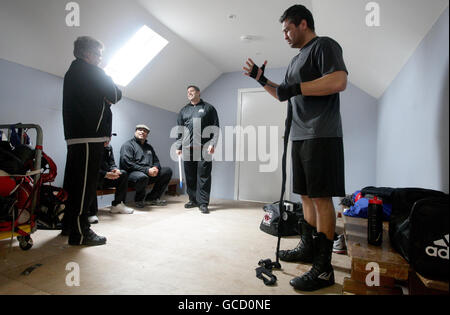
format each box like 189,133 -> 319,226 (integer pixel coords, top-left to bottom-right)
135,124 -> 150,132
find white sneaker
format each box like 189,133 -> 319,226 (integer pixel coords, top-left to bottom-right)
333,234 -> 347,254
88,215 -> 99,224
110,202 -> 134,214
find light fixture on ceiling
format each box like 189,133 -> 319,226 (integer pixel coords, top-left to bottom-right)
105,25 -> 169,87
240,35 -> 261,43
240,35 -> 253,43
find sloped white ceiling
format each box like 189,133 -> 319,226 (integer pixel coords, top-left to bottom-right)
312,0 -> 449,98
0,0 -> 221,113
0,0 -> 449,112
139,0 -> 449,98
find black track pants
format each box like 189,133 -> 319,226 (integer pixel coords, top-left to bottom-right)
62,142 -> 103,242
183,148 -> 212,206
128,167 -> 173,202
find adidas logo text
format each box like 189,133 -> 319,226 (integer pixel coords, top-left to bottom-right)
425,234 -> 449,260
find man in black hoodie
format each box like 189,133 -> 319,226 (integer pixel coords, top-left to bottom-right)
62,36 -> 122,246
120,125 -> 173,208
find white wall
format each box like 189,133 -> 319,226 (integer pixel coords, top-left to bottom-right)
376,8 -> 449,193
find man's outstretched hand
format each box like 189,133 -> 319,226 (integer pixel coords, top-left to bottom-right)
243,58 -> 268,86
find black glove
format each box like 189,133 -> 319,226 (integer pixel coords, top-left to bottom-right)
249,63 -> 268,87
276,83 -> 302,102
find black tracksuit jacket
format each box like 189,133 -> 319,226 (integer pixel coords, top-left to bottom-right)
63,58 -> 122,143
176,99 -> 220,150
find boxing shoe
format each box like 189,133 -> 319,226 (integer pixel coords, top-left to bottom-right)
278,220 -> 315,263
290,232 -> 335,291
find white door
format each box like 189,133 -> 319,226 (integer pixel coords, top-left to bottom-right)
235,88 -> 290,203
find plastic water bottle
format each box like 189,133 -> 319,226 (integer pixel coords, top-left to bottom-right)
368,196 -> 383,246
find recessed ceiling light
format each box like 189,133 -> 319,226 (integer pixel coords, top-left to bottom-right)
240,35 -> 254,42
105,25 -> 169,87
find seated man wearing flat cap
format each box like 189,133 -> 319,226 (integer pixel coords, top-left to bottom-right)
120,125 -> 173,208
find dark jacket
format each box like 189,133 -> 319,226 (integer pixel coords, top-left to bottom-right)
176,99 -> 220,149
63,58 -> 122,143
120,137 -> 161,175
99,145 -> 118,177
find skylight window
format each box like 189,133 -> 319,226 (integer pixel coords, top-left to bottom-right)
105,25 -> 169,86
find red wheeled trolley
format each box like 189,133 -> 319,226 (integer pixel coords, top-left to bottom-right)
0,123 -> 44,250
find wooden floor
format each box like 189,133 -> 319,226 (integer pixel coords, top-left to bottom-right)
0,196 -> 351,295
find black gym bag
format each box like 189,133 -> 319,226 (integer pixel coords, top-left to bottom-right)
259,200 -> 303,237
362,186 -> 449,281
393,195 -> 449,281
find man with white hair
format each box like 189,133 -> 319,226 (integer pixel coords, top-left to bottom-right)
62,36 -> 122,246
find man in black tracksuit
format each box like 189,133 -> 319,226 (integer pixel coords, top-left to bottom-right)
120,125 -> 173,208
176,85 -> 220,214
62,36 -> 122,246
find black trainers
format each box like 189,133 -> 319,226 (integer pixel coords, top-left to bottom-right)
290,232 -> 335,291
68,229 -> 107,246
199,204 -> 209,214
184,201 -> 198,209
135,201 -> 146,208
146,199 -> 167,206
278,220 -> 315,263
